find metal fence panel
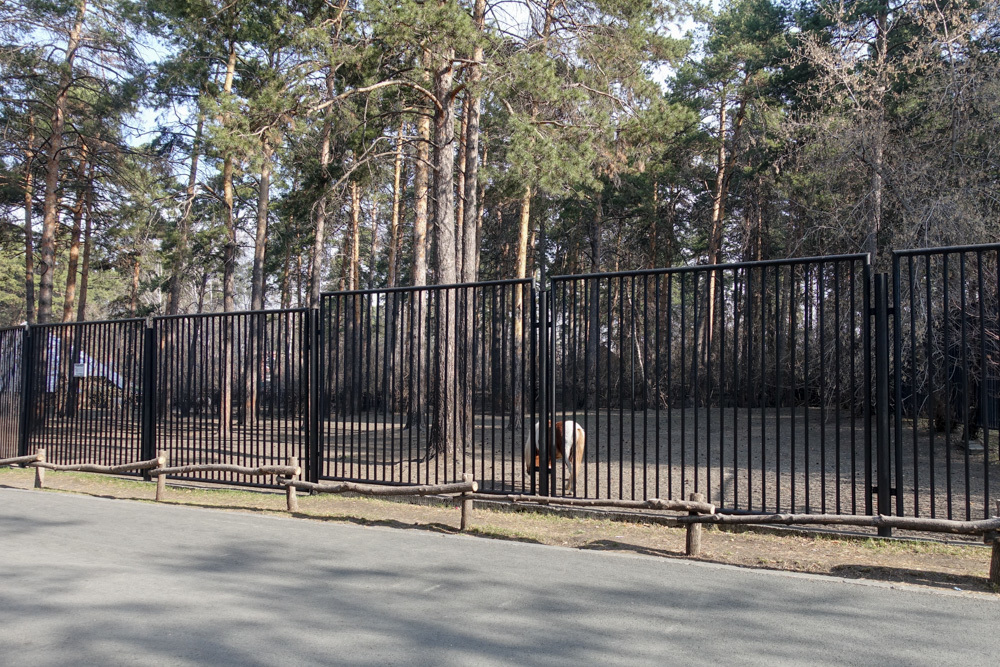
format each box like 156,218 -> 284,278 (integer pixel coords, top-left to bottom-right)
0,326 -> 23,459
892,245 -> 1000,520
7,244 -> 998,520
153,309 -> 311,486
25,319 -> 145,465
548,255 -> 873,512
319,280 -> 534,492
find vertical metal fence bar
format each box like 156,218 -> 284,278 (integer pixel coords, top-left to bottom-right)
874,273 -> 893,536
959,253 -> 971,520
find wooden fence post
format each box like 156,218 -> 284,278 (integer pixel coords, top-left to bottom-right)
460,473 -> 474,532
155,451 -> 167,502
33,448 -> 45,489
286,456 -> 299,513
990,501 -> 1000,588
686,492 -> 705,556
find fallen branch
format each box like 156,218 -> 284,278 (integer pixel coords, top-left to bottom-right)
467,493 -> 716,516
0,454 -> 42,467
149,464 -> 300,478
29,457 -> 164,474
281,479 -> 477,497
674,512 -> 1000,535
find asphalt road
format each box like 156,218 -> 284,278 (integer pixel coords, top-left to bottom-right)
0,488 -> 997,666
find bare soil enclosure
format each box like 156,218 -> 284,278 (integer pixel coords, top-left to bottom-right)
0,466 -> 994,594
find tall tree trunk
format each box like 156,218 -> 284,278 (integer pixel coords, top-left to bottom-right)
250,136 -> 272,311
76,179 -> 94,322
62,147 -> 89,323
368,194 -> 380,289
406,98 -> 432,429
455,101 -> 467,273
24,116 -> 36,324
511,184 -> 532,427
280,247 -> 291,309
37,0 -> 87,324
168,112 -> 204,315
429,50 -> 457,459
865,3 -> 888,261
388,124 -> 404,288
457,0 -> 486,454
246,136 -> 272,426
705,86 -> 747,368
66,166 -> 95,418
348,182 -> 361,291
221,42 -> 238,314
309,62 -> 337,308
219,41 -> 237,438
129,257 -> 141,316
461,8 -> 484,285
587,201 -> 603,409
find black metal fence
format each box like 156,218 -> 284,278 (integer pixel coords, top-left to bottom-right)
154,309 -> 313,486
543,255 -> 873,514
25,319 -> 146,466
0,326 -> 23,459
891,244 -> 1000,520
2,245 -> 998,522
320,280 -> 534,493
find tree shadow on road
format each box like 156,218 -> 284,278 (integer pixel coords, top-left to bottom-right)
829,564 -> 991,592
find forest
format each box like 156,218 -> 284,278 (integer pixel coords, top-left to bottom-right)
0,0 -> 998,327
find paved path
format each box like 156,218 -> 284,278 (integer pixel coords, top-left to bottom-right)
0,488 -> 997,666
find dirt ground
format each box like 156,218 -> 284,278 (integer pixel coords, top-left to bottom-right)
1,466 -> 995,595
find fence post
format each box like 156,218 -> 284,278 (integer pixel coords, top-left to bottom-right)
17,324 -> 34,458
890,260 -> 905,518
34,447 -> 45,489
308,308 -> 321,484
537,288 -> 550,497
460,472 -> 474,531
155,450 -> 167,501
874,273 -> 893,537
140,319 -> 157,477
686,492 -> 705,556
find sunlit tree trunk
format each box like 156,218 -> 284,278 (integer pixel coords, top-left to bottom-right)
37,0 -> 87,324
24,116 -> 36,324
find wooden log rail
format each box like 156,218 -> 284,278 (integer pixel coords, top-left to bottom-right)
0,453 -> 43,467
147,464 -> 299,478
674,512 -> 1000,535
19,448 -> 303,511
282,478 -> 478,497
31,458 -> 164,474
281,475 -> 479,529
466,493 -> 716,516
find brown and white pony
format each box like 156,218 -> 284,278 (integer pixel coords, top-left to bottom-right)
526,420 -> 585,494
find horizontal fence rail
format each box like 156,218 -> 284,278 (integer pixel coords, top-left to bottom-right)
4,244 -> 997,529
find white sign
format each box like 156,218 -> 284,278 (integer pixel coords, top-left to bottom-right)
73,363 -> 88,378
